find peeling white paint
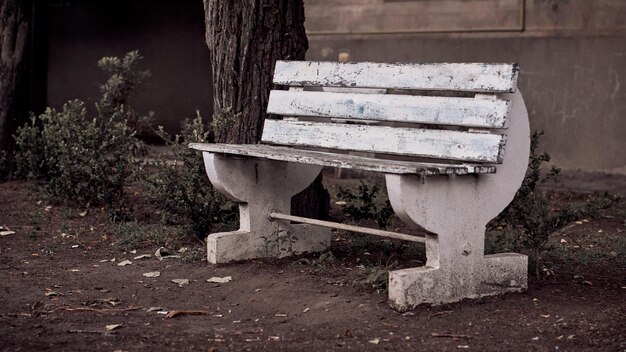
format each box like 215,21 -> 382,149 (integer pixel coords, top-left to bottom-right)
267,90 -> 510,128
261,120 -> 506,163
274,61 -> 519,93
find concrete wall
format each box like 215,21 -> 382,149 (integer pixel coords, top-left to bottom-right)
42,0 -> 212,135
38,0 -> 625,173
304,0 -> 626,173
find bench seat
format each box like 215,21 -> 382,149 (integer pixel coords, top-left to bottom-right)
189,143 -> 496,175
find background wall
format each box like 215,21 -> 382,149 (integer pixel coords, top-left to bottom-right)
41,0 -> 212,135
304,0 -> 626,173
36,0 -> 625,173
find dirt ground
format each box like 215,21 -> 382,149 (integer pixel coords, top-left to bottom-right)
1,176 -> 625,352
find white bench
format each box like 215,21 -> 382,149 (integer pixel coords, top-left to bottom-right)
190,61 -> 530,310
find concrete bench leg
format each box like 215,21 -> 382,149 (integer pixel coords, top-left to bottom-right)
202,154 -> 331,264
385,90 -> 531,310
386,174 -> 528,310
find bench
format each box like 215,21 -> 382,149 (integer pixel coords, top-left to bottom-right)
190,60 -> 530,310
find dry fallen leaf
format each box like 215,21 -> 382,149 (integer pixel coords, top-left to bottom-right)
143,271 -> 161,278
155,247 -> 180,260
105,324 -> 122,331
133,254 -> 151,260
0,225 -> 15,236
165,310 -> 211,318
117,260 -> 132,267
207,276 -> 232,283
147,307 -> 165,312
172,279 -> 190,287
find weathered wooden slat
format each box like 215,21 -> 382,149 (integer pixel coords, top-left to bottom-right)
261,120 -> 505,163
188,143 -> 497,175
267,90 -> 509,128
273,61 -> 519,93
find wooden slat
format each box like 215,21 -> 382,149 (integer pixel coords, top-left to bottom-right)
188,143 -> 497,175
267,90 -> 509,128
273,61 -> 519,93
261,120 -> 505,163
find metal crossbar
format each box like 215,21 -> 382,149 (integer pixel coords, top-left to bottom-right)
268,212 -> 425,243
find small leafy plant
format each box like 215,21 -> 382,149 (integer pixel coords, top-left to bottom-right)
113,221 -> 183,251
354,260 -> 399,291
336,184 -> 394,229
293,251 -> 337,271
491,131 -> 620,278
144,113 -> 238,239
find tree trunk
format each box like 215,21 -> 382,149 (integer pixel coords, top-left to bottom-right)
204,0 -> 329,219
0,0 -> 30,157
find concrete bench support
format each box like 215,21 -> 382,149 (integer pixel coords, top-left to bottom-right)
203,154 -> 331,263
385,91 -> 530,309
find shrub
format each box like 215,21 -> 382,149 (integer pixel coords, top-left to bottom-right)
0,148 -> 9,180
492,131 -> 621,277
336,184 -> 394,229
14,101 -> 136,213
145,113 -> 238,239
13,51 -> 148,215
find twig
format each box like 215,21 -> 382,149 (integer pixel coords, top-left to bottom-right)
563,233 -> 586,249
61,306 -> 143,313
431,333 -> 473,339
428,310 -> 452,319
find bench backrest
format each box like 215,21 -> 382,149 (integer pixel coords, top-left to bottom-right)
263,61 -> 519,164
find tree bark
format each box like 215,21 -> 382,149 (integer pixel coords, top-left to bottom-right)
204,0 -> 329,219
0,0 -> 30,156
205,0 -> 307,144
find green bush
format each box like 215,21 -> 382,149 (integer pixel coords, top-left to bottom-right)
13,51 -> 149,214
145,113 -> 238,239
0,147 -> 10,180
491,131 -> 621,277
336,184 -> 394,229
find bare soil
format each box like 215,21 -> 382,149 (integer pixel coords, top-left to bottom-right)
1,179 -> 624,351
